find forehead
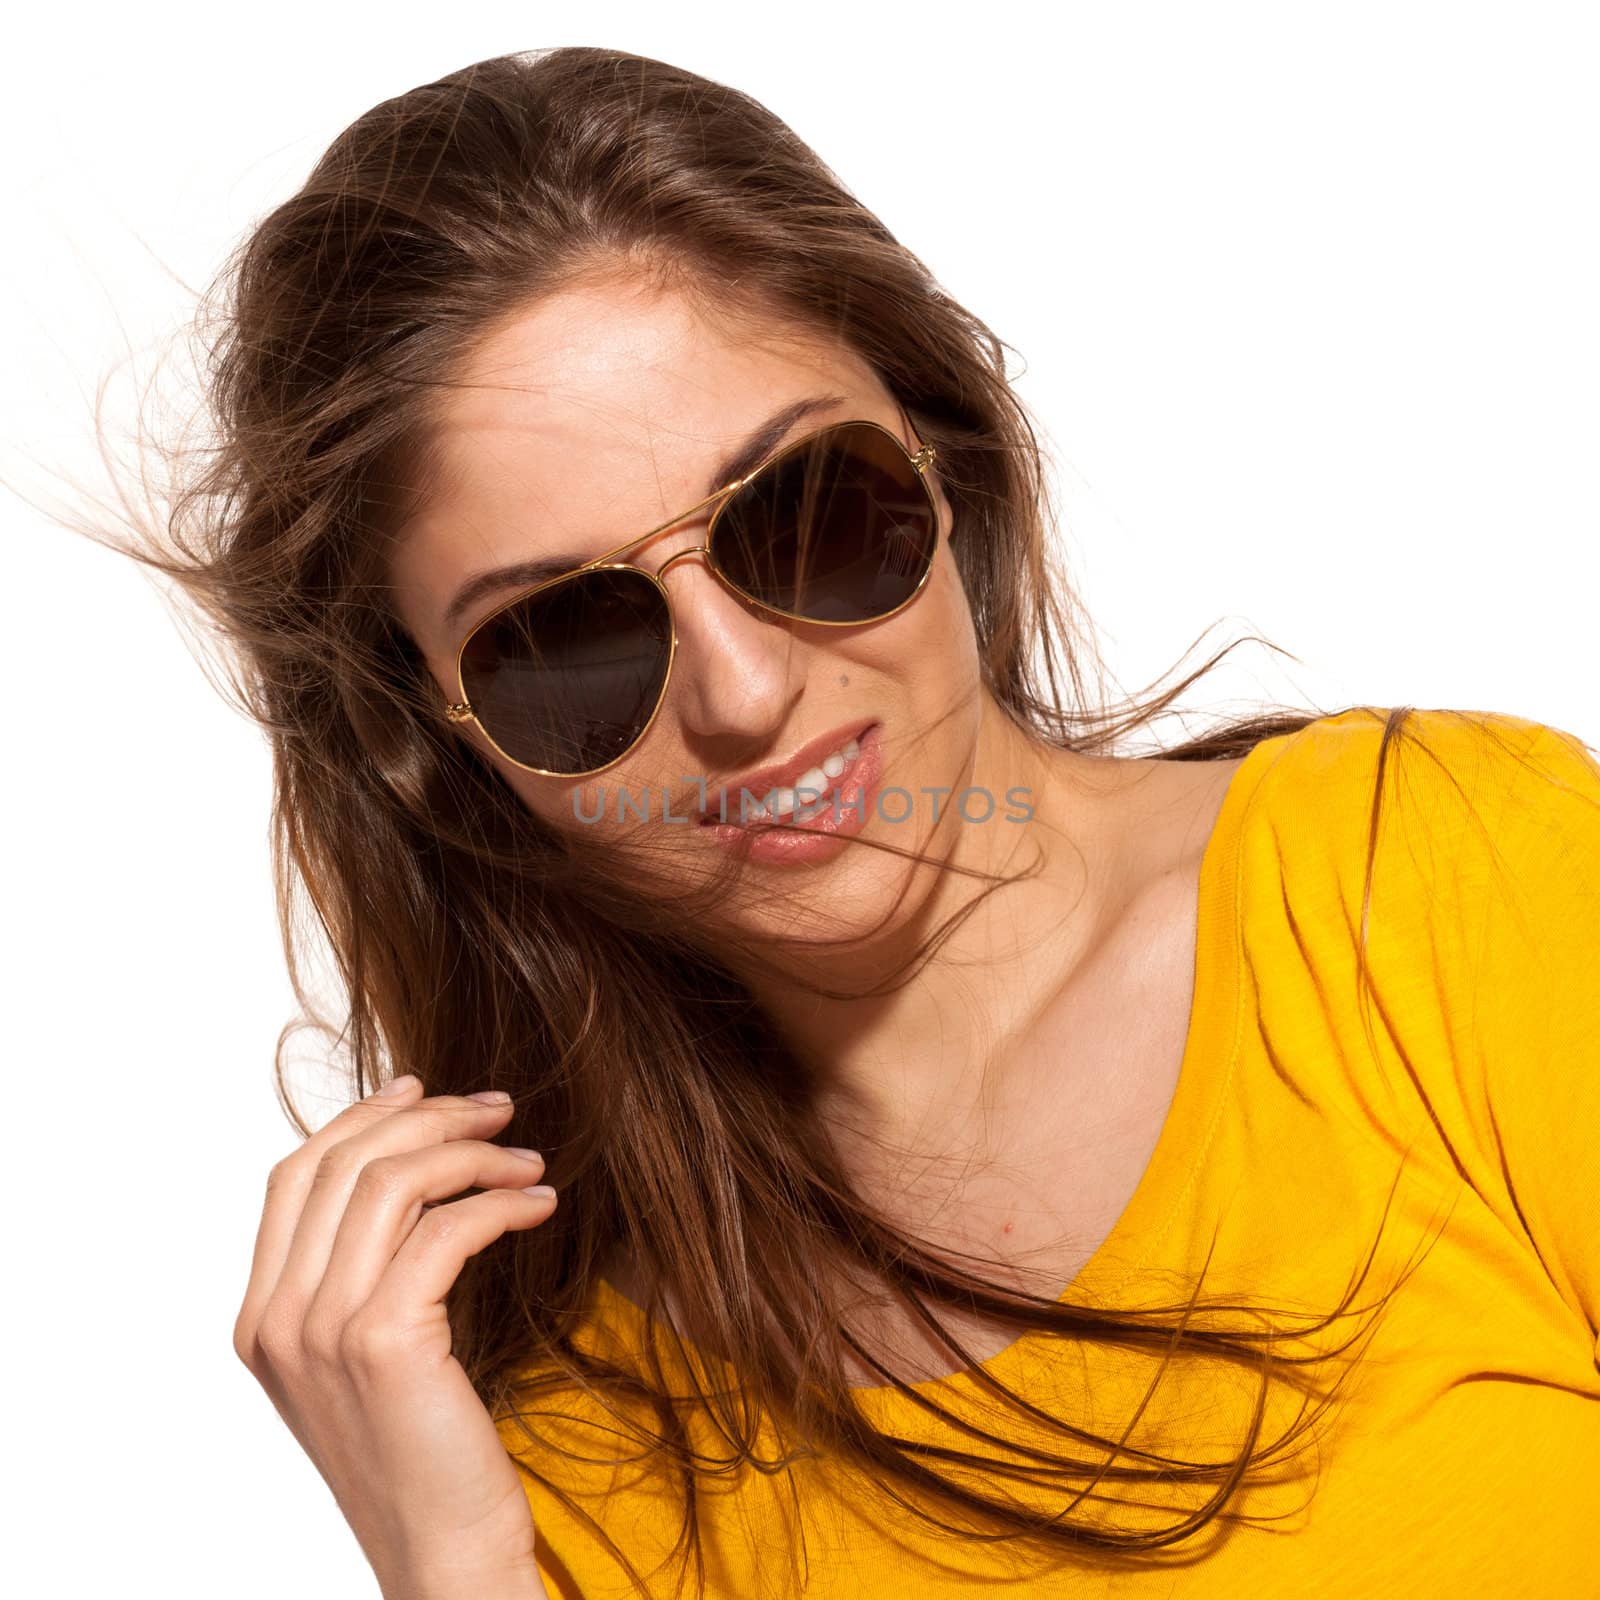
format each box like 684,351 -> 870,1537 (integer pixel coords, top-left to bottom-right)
390,278 -> 885,653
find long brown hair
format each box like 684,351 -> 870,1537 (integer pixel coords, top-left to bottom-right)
45,43 -> 1559,1596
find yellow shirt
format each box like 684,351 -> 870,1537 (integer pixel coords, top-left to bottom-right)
498,706 -> 1600,1597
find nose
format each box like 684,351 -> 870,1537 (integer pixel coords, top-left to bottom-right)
653,546 -> 802,747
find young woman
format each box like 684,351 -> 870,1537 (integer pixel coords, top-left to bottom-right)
88,45 -> 1596,1600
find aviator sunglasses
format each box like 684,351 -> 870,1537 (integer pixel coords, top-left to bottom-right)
442,417 -> 942,779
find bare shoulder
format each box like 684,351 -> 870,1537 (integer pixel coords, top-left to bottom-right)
1016,749 -> 1250,1167
1085,747 -> 1251,892
1081,749 -> 1251,1011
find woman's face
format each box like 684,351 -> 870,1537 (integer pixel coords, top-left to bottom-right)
388,272 -> 988,948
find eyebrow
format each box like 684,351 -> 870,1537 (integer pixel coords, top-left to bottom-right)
439,392 -> 853,638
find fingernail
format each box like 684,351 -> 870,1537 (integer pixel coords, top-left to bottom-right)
468,1089 -> 512,1105
373,1074 -> 419,1100
504,1147 -> 543,1162
521,1184 -> 557,1199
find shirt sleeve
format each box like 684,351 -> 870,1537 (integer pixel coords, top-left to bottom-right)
1458,713 -> 1600,1366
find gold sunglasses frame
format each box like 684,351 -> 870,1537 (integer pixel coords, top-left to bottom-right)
442,416 -> 941,779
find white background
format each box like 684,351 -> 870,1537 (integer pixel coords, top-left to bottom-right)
4,3 -> 1596,1596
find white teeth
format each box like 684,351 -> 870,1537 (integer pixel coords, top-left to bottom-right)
743,734 -> 866,823
795,765 -> 829,800
790,766 -> 831,821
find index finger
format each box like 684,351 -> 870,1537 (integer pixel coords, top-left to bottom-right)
235,1074 -> 431,1338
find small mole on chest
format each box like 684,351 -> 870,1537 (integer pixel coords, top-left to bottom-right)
1002,1220 -> 1015,1235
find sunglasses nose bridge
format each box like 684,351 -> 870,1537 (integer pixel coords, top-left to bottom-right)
654,540 -> 776,629
654,542 -> 710,582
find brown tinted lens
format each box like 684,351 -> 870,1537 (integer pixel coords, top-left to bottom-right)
458,566 -> 671,774
708,421 -> 938,623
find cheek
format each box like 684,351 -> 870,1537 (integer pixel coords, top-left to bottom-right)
492,758 -> 584,834
886,542 -> 978,676
501,764 -> 660,847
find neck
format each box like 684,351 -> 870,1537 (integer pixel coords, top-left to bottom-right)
721,697 -> 1160,1163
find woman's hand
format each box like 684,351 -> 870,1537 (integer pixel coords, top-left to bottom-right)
232,1075 -> 555,1600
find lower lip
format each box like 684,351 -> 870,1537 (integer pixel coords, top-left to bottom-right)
699,723 -> 883,865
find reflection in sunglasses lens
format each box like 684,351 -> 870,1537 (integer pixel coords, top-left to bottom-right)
712,422 -> 937,623
460,566 -> 671,774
